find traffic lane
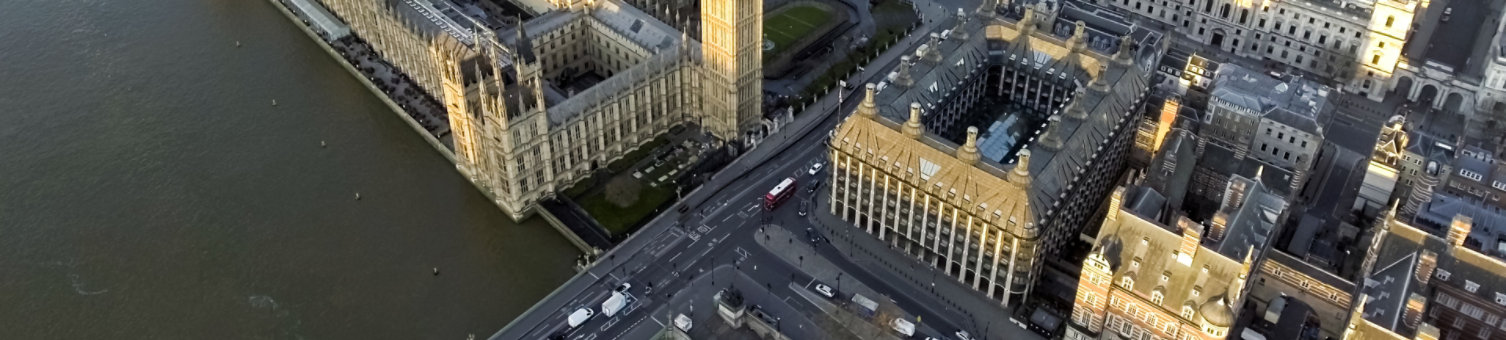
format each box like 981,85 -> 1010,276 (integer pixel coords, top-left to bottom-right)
759,215 -> 972,338
797,223 -> 974,337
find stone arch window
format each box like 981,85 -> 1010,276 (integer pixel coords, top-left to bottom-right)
1220,3 -> 1231,18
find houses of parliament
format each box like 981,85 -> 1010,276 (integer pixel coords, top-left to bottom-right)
317,0 -> 764,220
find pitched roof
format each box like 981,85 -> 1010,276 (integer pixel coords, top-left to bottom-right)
830,108 -> 1036,238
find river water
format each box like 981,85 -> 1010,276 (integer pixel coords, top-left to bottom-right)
0,0 -> 578,338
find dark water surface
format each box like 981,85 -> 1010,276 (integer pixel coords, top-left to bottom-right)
0,0 -> 578,338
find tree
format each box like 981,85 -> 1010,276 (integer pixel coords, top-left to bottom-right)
605,175 -> 642,208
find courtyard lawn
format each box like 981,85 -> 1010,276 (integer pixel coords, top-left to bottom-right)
764,4 -> 833,62
800,0 -> 916,99
577,177 -> 675,236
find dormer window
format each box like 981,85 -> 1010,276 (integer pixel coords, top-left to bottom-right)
1121,276 -> 1135,289
1151,290 -> 1165,305
1182,305 -> 1196,319
1495,293 -> 1506,306
1461,169 -> 1485,181
1439,269 -> 1452,281
1468,280 -> 1481,293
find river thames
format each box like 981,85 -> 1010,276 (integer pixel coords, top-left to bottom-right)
0,0 -> 579,338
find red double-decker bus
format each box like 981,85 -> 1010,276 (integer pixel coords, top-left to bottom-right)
764,177 -> 797,210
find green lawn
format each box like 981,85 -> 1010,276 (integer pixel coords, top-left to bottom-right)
764,4 -> 832,61
799,0 -> 916,100
577,178 -> 675,236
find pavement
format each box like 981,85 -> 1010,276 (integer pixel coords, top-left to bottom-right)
808,192 -> 1046,340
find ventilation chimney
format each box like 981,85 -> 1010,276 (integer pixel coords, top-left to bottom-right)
957,126 -> 980,165
903,103 -> 926,139
1417,250 -> 1437,285
1039,115 -> 1064,151
1177,217 -> 1203,265
924,33 -> 943,62
1404,293 -> 1428,328
895,56 -> 914,87
858,83 -> 878,117
1008,149 -> 1032,185
1448,214 -> 1473,248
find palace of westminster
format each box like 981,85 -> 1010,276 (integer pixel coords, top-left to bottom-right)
320,0 -> 764,220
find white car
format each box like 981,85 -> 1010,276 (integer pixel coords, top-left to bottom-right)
615,282 -> 631,293
955,330 -> 974,340
808,162 -> 824,175
674,313 -> 693,332
814,283 -> 836,298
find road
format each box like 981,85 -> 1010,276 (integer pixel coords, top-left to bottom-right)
489,0 -> 1043,338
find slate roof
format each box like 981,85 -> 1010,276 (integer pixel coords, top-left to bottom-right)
1091,188 -> 1251,329
859,8 -> 1158,228
1209,174 -> 1285,260
874,18 -> 990,123
830,94 -> 1035,238
1209,64 -> 1331,135
1357,215 -> 1506,337
390,0 -> 479,45
1416,193 -> 1506,250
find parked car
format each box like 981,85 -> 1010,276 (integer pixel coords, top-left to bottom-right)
813,283 -> 836,299
955,330 -> 975,340
615,282 -> 632,293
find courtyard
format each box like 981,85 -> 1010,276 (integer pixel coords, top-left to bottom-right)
763,3 -> 837,63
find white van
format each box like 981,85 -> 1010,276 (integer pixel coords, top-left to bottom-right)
567,308 -> 594,328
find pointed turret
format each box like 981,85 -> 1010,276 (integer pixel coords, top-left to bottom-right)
514,17 -> 537,65
903,103 -> 926,139
514,20 -> 546,111
957,126 -> 981,165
